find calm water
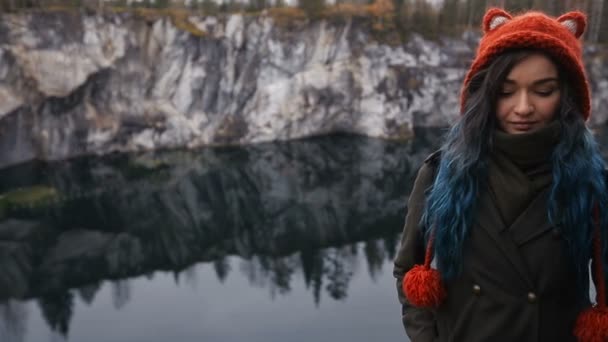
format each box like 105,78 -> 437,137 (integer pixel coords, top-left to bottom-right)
0,129 -> 445,342
3,127 -> 607,342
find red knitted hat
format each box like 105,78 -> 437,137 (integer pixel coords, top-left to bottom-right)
460,8 -> 591,120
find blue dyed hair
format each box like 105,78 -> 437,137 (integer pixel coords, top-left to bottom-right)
423,50 -> 608,301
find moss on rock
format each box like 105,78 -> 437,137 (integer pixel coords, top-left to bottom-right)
2,186 -> 59,208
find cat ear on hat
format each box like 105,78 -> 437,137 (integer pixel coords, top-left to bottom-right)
482,8 -> 513,33
557,11 -> 587,38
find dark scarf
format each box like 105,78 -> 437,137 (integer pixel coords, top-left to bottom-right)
487,121 -> 561,227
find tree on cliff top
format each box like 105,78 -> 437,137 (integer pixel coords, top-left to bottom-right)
297,0 -> 325,17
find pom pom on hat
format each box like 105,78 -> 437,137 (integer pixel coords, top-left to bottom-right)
403,264 -> 446,308
574,206 -> 608,341
402,234 -> 446,308
574,306 -> 608,342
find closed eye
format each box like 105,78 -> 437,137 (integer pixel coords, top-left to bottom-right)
536,89 -> 556,97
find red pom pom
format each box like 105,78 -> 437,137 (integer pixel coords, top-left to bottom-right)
574,306 -> 608,342
402,264 -> 446,308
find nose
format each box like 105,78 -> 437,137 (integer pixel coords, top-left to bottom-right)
513,92 -> 533,116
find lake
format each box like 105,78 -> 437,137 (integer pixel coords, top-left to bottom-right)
0,128 -> 447,342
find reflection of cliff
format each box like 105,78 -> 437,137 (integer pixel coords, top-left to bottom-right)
0,130 -> 442,337
0,233 -> 399,340
0,300 -> 27,342
237,237 -> 392,305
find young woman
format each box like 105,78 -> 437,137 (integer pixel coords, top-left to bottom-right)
393,8 -> 608,342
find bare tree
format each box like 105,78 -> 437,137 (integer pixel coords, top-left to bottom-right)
0,0 -> 17,12
600,0 -> 608,42
297,0 -> 326,17
588,0 -> 604,43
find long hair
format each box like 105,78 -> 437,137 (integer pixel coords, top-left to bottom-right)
423,50 -> 607,301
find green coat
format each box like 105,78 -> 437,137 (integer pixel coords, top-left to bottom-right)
393,153 -> 585,342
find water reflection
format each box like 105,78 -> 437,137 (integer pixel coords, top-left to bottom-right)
0,300 -> 27,342
0,129 -> 444,341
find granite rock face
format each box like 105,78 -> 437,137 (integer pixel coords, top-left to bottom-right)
0,11 -> 606,168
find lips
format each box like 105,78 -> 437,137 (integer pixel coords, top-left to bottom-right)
509,121 -> 537,131
509,121 -> 537,125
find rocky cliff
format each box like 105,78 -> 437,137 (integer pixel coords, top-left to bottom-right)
1,11 -> 607,168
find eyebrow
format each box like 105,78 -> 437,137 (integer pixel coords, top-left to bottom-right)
503,77 -> 559,85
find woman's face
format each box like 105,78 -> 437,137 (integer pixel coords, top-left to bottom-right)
495,53 -> 561,134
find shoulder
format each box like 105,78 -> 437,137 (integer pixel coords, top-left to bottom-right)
423,150 -> 442,170
413,150 -> 441,190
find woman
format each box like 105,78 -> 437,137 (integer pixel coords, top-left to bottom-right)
393,8 -> 608,342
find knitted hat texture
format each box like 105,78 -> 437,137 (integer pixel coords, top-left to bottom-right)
460,8 -> 590,120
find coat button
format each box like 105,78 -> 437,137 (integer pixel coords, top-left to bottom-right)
527,292 -> 537,303
472,284 -> 481,296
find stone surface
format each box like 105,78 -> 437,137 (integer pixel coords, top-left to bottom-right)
0,12 -> 606,168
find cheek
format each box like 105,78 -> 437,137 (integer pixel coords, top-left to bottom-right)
538,97 -> 561,121
495,101 -> 512,132
495,100 -> 510,121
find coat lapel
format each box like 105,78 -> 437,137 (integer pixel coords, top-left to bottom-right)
507,188 -> 553,246
475,189 -> 535,288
